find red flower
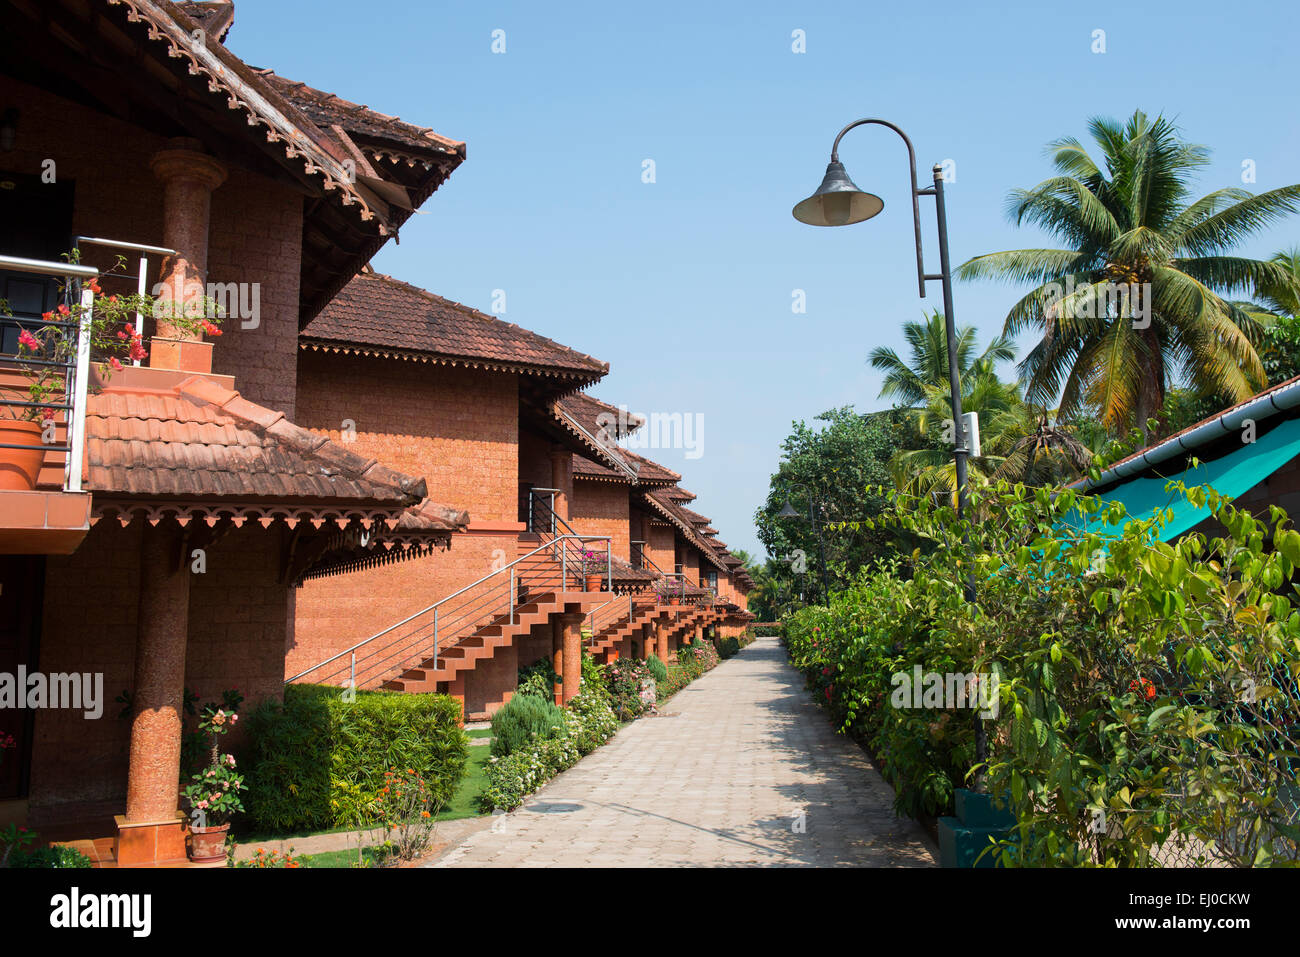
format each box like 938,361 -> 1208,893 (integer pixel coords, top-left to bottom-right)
88,279 -> 102,294
56,304 -> 69,315
108,357 -> 123,371
200,319 -> 222,337
822,666 -> 832,677
1129,677 -> 1156,700
17,329 -> 40,352
824,685 -> 833,701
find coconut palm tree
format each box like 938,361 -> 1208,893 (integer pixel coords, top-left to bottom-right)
868,310 -> 1015,410
959,111 -> 1300,440
1258,246 -> 1300,317
888,367 -> 1029,498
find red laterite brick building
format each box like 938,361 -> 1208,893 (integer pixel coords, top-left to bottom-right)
0,0 -> 750,865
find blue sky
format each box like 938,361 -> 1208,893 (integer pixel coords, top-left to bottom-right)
230,0 -> 1300,558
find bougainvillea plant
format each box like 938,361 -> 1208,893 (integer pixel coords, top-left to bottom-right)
2,252 -> 223,422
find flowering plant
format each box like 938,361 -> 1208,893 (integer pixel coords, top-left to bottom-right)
182,702 -> 245,828
654,578 -> 683,601
1,252 -> 223,422
237,846 -> 300,868
581,548 -> 609,575
371,767 -> 443,863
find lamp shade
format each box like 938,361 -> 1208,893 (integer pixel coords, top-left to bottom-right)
792,161 -> 884,227
776,498 -> 801,519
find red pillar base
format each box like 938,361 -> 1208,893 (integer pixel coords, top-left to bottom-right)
113,812 -> 188,867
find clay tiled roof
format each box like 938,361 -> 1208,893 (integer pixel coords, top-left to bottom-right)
102,1 -> 464,323
571,447 -> 680,487
643,489 -> 729,572
302,273 -> 608,382
559,393 -> 644,438
85,375 -> 469,532
255,68 -> 465,158
663,486 -> 696,503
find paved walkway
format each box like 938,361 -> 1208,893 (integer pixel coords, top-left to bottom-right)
430,637 -> 936,867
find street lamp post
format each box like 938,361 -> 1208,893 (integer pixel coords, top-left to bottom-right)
792,117 -> 984,771
777,483 -> 830,607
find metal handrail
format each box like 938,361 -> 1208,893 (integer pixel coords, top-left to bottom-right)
285,531 -> 611,686
74,237 -> 175,366
0,254 -> 99,492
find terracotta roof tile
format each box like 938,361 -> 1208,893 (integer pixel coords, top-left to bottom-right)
302,272 -> 608,381
254,68 -> 465,157
559,393 -> 644,438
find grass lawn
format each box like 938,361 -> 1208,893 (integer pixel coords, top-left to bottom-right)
294,846 -> 386,868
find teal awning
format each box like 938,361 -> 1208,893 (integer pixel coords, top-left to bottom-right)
1069,415 -> 1300,542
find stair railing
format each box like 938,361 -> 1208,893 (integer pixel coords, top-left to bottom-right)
285,532 -> 611,691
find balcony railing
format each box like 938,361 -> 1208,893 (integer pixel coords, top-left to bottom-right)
0,254 -> 100,493
74,237 -> 174,366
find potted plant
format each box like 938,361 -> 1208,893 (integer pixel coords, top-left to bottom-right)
581,548 -> 607,591
1,254 -> 222,490
182,701 -> 245,863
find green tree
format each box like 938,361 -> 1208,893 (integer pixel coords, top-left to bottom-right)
868,309 -> 1015,409
1257,246 -> 1300,316
959,110 -> 1300,439
756,406 -> 917,601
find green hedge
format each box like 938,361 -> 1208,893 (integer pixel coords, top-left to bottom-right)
717,636 -> 740,659
246,684 -> 468,833
787,480 -> 1300,867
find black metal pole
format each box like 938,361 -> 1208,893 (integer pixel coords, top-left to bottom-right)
931,164 -> 970,522
809,495 -> 830,606
931,164 -> 985,775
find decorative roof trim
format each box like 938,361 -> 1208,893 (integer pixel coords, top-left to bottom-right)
300,340 -> 601,381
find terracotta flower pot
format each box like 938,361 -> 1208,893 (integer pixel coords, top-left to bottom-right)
669,596 -> 680,606
187,821 -> 230,863
585,573 -> 603,592
0,419 -> 46,491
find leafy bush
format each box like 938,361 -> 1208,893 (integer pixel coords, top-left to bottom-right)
517,658 -> 559,701
481,688 -> 619,811
580,652 -> 610,703
644,654 -> 668,684
717,636 -> 740,659
788,480 -> 1300,866
8,844 -> 93,868
491,693 -> 565,758
245,684 -> 467,833
604,658 -> 654,720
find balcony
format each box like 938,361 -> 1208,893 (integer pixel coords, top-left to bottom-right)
0,253 -> 98,553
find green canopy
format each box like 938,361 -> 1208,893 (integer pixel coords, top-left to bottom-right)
1071,415 -> 1300,542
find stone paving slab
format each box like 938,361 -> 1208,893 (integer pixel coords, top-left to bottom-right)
430,638 -> 936,867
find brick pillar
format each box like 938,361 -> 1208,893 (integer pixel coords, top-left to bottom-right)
116,521 -> 190,865
149,137 -> 227,370
551,618 -> 565,707
126,521 -> 189,821
560,612 -> 583,705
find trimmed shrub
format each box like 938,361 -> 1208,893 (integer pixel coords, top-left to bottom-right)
644,654 -> 668,684
490,693 -> 565,758
717,636 -> 740,659
246,684 -> 468,833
